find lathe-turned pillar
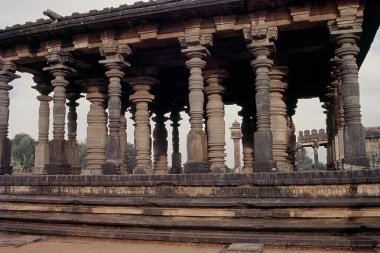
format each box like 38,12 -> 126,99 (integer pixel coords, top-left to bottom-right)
239,109 -> 254,173
153,111 -> 169,174
66,92 -> 81,174
204,70 -> 229,173
170,110 -> 182,174
32,75 -> 52,174
128,76 -> 157,174
0,61 -> 19,175
43,52 -> 75,174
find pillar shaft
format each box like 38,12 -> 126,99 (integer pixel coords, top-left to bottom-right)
334,34 -> 369,168
204,70 -> 228,173
241,113 -> 254,173
270,67 -> 291,172
82,82 -> 107,175
66,94 -> 81,174
34,95 -> 52,174
153,112 -> 168,174
170,110 -> 182,173
313,143 -> 319,170
128,76 -> 156,174
119,110 -> 128,173
0,61 -> 19,175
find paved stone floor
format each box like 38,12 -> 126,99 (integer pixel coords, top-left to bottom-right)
0,233 -> 378,253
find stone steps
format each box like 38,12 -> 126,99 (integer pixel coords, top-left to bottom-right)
0,220 -> 377,248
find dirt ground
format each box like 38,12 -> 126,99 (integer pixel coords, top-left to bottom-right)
0,233 -> 378,253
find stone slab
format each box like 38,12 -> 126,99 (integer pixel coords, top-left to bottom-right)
0,235 -> 45,247
183,161 -> 211,174
224,243 -> 263,252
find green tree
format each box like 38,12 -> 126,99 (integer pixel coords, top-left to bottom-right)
11,133 -> 36,172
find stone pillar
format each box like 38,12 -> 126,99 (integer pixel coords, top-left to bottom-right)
230,121 -> 242,172
127,76 -> 157,174
43,52 -> 75,174
269,67 -> 292,172
0,61 -> 19,175
239,111 -> 254,173
245,26 -> 277,172
312,142 -> 319,170
66,93 -> 81,174
204,70 -> 228,173
153,111 -> 169,174
288,117 -> 297,170
333,33 -> 369,169
81,80 -> 107,175
170,110 -> 182,174
32,76 -> 52,174
119,102 -> 128,174
182,47 -> 209,173
99,43 -> 130,174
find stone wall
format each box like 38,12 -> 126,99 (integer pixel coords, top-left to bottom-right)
365,127 -> 380,168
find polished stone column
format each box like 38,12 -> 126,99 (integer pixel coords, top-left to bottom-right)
32,76 -> 52,174
230,121 -> 242,172
334,33 -> 369,169
240,111 -> 254,173
66,93 -> 81,174
43,52 -> 75,174
0,61 -> 19,175
128,76 -> 157,174
204,70 -> 228,173
170,110 -> 182,174
269,67 -> 291,172
100,45 -> 130,174
153,111 -> 168,174
182,47 -> 209,172
119,102 -> 128,174
244,26 -> 278,171
81,80 -> 107,175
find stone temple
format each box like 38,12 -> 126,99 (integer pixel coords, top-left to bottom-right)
0,0 -> 379,251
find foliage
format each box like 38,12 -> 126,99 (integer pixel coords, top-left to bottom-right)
11,133 -> 36,172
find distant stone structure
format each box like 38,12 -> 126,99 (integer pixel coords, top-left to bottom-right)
365,127 -> 380,168
230,120 -> 242,172
297,129 -> 328,170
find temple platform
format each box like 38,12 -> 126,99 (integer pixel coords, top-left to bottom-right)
1,170 -> 379,251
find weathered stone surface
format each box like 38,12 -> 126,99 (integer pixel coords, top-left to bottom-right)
224,243 -> 263,253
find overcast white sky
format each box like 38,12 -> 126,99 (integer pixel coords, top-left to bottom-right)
1,0 -> 379,167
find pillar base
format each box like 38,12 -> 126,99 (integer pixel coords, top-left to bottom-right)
81,168 -> 102,175
102,163 -> 121,175
343,157 -> 370,170
133,167 -> 152,174
169,167 -> 182,174
252,160 -> 276,172
102,135 -> 122,175
46,139 -> 71,175
45,163 -> 71,175
0,138 -> 12,175
183,161 -> 211,174
0,165 -> 12,175
187,129 -> 208,162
